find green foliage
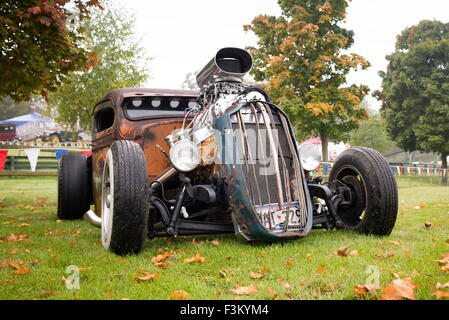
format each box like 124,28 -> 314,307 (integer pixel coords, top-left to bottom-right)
379,20 -> 449,167
47,2 -> 150,131
0,0 -> 101,102
244,0 -> 370,160
181,71 -> 199,90
0,97 -> 31,121
349,113 -> 395,154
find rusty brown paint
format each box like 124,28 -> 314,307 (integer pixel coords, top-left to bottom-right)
91,88 -> 199,217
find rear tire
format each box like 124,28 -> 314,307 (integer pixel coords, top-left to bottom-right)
329,147 -> 398,236
101,140 -> 149,256
57,154 -> 90,220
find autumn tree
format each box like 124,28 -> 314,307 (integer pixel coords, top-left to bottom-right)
0,0 -> 102,102
378,20 -> 449,181
46,2 -> 150,131
244,0 -> 370,161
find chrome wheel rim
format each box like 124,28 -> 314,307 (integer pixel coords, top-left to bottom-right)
101,153 -> 114,248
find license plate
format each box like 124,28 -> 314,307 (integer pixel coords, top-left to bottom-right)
255,202 -> 301,232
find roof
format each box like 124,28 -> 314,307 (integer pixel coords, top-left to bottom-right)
0,112 -> 52,126
97,88 -> 199,107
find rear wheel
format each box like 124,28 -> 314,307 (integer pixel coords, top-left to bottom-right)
101,140 -> 149,255
57,154 -> 90,220
329,147 -> 398,236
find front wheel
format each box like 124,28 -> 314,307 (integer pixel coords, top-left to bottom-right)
329,147 -> 398,236
101,140 -> 149,255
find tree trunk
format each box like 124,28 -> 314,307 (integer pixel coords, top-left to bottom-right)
320,130 -> 329,162
442,153 -> 448,185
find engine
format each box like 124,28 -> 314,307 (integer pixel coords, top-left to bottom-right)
162,48 -> 312,240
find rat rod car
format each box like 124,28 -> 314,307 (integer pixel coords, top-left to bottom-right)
57,48 -> 398,255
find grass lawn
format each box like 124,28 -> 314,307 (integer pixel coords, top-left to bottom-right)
0,176 -> 448,300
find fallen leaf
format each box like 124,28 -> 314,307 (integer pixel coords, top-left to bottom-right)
19,223 -> 30,227
405,251 -> 410,258
218,270 -> 228,278
387,269 -> 400,279
349,250 -> 358,256
229,284 -> 258,295
151,252 -> 173,264
267,287 -> 278,299
337,246 -> 349,257
437,253 -> 449,265
286,261 -> 296,267
209,240 -> 220,246
133,271 -> 160,282
277,278 -> 291,289
78,267 -> 93,272
154,262 -> 171,269
39,291 -> 56,297
381,278 -> 418,300
168,290 -> 190,300
183,253 -> 205,264
354,283 -> 378,298
13,267 -> 30,275
388,241 -> 402,247
433,291 -> 449,299
436,281 -> 449,289
249,271 -> 264,279
317,265 -> 326,274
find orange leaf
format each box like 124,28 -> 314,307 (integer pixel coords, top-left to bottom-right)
286,261 -> 296,267
183,253 -> 205,264
381,279 -> 418,300
133,271 -> 160,282
229,284 -> 258,295
13,267 -> 30,275
388,240 -> 402,247
151,252 -> 173,264
317,265 -> 326,274
437,253 -> 449,265
432,291 -> 449,299
157,262 -> 172,269
168,290 -> 190,300
354,283 -> 377,297
249,271 -> 264,279
209,240 -> 220,246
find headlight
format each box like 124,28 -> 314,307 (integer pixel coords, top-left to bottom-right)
298,142 -> 322,172
169,139 -> 201,172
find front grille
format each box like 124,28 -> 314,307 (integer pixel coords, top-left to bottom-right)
231,102 -> 309,233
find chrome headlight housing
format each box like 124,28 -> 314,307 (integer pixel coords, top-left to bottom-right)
169,139 -> 201,172
298,142 -> 322,172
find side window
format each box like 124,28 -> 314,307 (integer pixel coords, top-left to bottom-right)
94,101 -> 115,133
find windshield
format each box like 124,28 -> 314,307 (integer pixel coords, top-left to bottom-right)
123,96 -> 198,119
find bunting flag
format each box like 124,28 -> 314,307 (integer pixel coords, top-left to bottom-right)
24,148 -> 40,172
324,163 -> 329,175
54,149 -> 68,160
0,150 -> 8,171
317,164 -> 321,175
81,150 -> 92,158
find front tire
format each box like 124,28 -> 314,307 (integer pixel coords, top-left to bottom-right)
57,154 -> 90,220
101,140 -> 149,255
329,147 -> 398,236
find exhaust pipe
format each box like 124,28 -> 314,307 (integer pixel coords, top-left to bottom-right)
196,47 -> 253,89
84,210 -> 102,228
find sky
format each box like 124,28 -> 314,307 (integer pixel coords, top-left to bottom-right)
126,0 -> 449,109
